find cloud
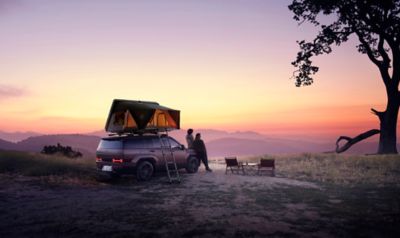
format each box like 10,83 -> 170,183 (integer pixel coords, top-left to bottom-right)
0,84 -> 28,100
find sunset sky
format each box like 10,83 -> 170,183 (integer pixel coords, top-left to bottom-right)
0,0 -> 388,141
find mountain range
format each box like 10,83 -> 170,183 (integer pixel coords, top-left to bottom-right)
0,129 -> 390,157
0,131 -> 42,143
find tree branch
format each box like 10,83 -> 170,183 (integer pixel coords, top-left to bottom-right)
355,31 -> 382,67
335,129 -> 380,153
355,31 -> 391,87
377,35 -> 391,68
371,108 -> 385,120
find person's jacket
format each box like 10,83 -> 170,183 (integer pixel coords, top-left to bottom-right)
186,134 -> 194,149
192,139 -> 207,158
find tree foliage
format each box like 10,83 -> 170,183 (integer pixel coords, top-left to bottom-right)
41,143 -> 82,158
289,0 -> 400,88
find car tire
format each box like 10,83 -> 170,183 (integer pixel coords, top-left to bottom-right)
136,161 -> 154,181
186,156 -> 199,173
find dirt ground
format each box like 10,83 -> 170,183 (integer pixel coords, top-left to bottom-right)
0,163 -> 399,238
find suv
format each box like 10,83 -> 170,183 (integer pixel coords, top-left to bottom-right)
96,134 -> 199,181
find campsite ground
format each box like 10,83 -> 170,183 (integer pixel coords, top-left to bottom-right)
0,152 -> 400,237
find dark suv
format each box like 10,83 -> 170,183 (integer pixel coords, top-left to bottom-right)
96,134 -> 199,181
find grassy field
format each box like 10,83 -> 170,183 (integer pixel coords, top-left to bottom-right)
2,149 -> 400,185
236,153 -> 400,185
1,150 -> 400,237
0,150 -> 96,184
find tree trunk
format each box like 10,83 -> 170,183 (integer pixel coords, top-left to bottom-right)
377,94 -> 399,154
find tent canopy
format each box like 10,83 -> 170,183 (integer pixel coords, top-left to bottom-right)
105,99 -> 180,133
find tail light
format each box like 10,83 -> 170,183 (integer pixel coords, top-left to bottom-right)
112,158 -> 123,163
96,157 -> 102,162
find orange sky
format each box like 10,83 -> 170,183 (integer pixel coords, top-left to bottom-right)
0,0 -> 390,142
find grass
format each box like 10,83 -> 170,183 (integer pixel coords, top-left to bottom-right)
1,150 -> 400,237
236,153 -> 400,185
3,150 -> 400,186
0,150 -> 95,179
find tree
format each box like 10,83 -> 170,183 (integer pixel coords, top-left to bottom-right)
289,0 -> 400,154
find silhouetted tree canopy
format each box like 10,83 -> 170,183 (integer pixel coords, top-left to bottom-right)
289,0 -> 400,154
289,0 -> 400,87
41,143 -> 82,158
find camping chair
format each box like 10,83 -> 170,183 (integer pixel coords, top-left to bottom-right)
225,157 -> 245,175
258,159 -> 275,176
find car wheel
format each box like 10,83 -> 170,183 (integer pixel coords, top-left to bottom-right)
136,161 -> 154,181
186,156 -> 199,173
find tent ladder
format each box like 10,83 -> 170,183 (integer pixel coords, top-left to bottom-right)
158,131 -> 180,183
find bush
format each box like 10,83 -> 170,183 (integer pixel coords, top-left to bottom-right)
41,143 -> 82,158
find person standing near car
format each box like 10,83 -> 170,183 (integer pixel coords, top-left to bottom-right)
186,128 -> 194,149
192,133 -> 212,172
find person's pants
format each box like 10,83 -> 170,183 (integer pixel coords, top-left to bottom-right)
198,155 -> 209,169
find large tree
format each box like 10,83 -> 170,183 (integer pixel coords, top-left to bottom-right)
289,0 -> 400,154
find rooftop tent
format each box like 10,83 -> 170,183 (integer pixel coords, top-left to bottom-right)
105,99 -> 180,133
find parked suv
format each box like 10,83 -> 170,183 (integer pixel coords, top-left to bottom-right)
96,134 -> 199,181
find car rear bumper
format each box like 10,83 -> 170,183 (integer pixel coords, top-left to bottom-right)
96,162 -> 136,175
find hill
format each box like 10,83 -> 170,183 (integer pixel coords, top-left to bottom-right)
0,139 -> 17,151
0,129 -> 394,156
0,135 -> 100,157
0,130 -> 42,143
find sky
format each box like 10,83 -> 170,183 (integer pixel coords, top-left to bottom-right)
0,0 -> 388,141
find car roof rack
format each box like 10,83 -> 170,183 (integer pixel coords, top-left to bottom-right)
107,128 -> 173,137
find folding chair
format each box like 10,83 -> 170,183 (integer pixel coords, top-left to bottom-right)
225,157 -> 245,175
258,159 -> 275,176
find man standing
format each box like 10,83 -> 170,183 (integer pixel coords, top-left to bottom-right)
192,133 -> 212,172
186,128 -> 194,149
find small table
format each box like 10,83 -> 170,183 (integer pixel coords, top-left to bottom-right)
242,162 -> 258,176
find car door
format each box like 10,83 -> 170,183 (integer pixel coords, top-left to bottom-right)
123,137 -> 146,164
167,137 -> 186,167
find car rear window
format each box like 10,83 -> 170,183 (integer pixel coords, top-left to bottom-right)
98,139 -> 123,150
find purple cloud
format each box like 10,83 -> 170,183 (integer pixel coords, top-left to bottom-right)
0,84 -> 27,100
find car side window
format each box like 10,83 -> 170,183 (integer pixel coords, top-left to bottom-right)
142,138 -> 155,149
168,138 -> 181,148
151,137 -> 174,148
124,139 -> 145,149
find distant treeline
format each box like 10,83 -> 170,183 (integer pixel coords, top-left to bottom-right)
41,143 -> 82,158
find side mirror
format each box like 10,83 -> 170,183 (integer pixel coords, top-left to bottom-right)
180,144 -> 185,150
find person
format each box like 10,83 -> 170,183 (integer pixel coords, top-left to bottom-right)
192,133 -> 212,172
186,128 -> 194,149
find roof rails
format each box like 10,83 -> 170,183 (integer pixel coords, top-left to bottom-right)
108,128 -> 174,137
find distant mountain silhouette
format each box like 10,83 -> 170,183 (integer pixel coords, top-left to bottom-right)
169,129 -> 268,144
0,129 -> 394,157
0,130 -> 42,143
87,130 -> 108,138
206,137 -> 298,156
0,138 -> 17,150
0,134 -> 100,157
